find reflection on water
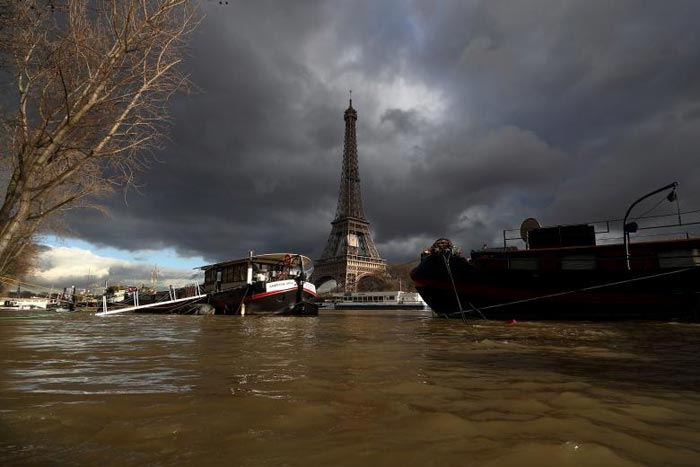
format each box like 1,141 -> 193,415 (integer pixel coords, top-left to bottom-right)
1,309 -> 699,466
4,314 -> 200,394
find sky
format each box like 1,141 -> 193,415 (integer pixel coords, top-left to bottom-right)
26,0 -> 700,291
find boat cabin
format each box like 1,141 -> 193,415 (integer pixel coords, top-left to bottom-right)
474,215 -> 700,273
199,253 -> 313,293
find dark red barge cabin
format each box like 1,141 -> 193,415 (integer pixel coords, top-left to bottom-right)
411,183 -> 700,321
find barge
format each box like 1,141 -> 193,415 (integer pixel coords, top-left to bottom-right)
411,182 -> 700,320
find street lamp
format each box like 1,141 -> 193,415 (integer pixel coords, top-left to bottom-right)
623,182 -> 678,271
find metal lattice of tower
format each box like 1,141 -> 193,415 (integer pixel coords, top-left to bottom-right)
314,98 -> 387,292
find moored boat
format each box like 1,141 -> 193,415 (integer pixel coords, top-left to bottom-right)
2,298 -> 49,310
411,183 -> 700,321
97,253 -> 318,316
200,253 -> 318,315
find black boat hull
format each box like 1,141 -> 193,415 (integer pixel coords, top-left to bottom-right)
208,280 -> 317,315
128,281 -> 317,316
411,253 -> 700,321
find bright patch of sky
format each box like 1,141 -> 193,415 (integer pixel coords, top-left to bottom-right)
371,77 -> 446,124
34,246 -> 128,285
27,236 -> 205,292
38,235 -> 205,270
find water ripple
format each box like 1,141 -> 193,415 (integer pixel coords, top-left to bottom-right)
1,310 -> 699,466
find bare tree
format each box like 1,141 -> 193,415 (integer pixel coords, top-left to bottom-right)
0,241 -> 40,294
0,0 -> 200,277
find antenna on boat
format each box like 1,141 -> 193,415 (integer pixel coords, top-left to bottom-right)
150,265 -> 159,291
623,181 -> 679,271
520,218 -> 541,249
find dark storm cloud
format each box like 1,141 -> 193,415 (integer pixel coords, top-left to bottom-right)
380,108 -> 426,133
63,0 -> 700,264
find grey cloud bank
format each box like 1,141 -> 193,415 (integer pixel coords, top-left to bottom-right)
61,0 -> 700,268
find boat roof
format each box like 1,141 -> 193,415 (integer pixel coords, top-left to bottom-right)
198,253 -> 313,271
474,236 -> 700,257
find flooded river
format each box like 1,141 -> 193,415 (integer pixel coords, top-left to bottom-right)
1,309 -> 699,466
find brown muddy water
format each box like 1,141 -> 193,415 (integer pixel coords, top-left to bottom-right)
1,309 -> 699,466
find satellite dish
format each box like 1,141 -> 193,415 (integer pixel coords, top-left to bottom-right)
520,217 -> 541,242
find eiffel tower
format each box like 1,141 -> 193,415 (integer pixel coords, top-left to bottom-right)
314,98 -> 387,292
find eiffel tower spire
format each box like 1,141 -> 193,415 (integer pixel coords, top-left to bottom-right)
314,98 -> 387,293
334,97 -> 365,220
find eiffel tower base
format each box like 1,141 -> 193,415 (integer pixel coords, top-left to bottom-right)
314,256 -> 388,293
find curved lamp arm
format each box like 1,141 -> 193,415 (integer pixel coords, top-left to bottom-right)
623,181 -> 678,271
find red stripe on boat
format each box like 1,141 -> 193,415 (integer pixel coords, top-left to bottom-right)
249,287 -> 297,301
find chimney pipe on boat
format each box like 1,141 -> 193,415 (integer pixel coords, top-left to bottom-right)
215,271 -> 222,292
246,250 -> 254,285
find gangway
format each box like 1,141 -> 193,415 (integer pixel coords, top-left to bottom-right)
96,285 -> 208,316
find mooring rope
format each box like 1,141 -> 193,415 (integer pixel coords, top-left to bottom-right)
441,265 -> 698,318
165,296 -> 208,315
441,253 -> 487,320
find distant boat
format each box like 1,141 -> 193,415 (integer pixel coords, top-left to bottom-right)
331,291 -> 429,310
46,302 -> 73,312
411,182 -> 700,321
2,298 -> 49,310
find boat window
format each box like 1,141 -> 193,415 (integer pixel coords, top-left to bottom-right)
561,255 -> 597,270
658,249 -> 700,268
509,258 -> 539,270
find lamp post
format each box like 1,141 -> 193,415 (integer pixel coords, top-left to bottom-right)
623,182 -> 678,271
